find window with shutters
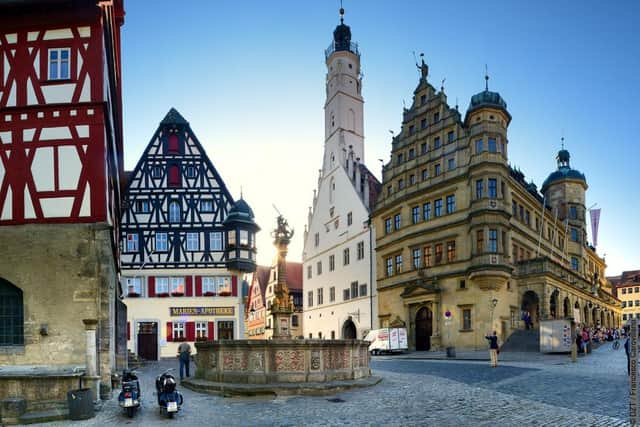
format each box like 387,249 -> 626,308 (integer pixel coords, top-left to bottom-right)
196,321 -> 207,339
172,322 -> 185,340
155,277 -> 169,295
170,277 -> 185,296
202,277 -> 216,295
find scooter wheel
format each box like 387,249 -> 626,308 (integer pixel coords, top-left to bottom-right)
126,407 -> 135,418
168,412 -> 174,419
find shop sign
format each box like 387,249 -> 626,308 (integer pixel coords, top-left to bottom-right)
170,306 -> 234,316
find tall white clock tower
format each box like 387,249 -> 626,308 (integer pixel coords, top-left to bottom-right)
303,7 -> 379,340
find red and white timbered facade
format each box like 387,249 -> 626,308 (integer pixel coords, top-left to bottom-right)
0,0 -> 124,228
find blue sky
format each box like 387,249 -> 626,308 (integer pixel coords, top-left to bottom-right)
121,1 -> 639,275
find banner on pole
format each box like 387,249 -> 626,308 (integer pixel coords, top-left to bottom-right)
590,208 -> 601,247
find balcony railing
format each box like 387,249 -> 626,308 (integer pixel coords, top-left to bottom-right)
325,41 -> 360,59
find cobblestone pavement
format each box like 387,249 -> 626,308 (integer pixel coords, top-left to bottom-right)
34,342 -> 632,426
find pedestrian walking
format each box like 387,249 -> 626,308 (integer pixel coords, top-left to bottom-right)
485,331 -> 499,367
177,341 -> 192,380
576,330 -> 583,357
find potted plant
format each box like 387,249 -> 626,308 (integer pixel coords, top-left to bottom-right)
203,291 -> 216,297
156,292 -> 169,298
127,292 -> 140,298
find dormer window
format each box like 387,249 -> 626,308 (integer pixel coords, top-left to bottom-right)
48,48 -> 70,80
433,112 -> 440,123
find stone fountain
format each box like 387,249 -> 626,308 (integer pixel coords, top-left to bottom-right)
182,215 -> 378,396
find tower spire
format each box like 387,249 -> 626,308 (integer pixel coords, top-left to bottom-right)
485,64 -> 489,91
340,0 -> 344,24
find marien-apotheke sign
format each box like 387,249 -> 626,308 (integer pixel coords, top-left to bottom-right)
170,307 -> 234,316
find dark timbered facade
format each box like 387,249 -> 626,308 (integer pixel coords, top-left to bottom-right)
121,108 -> 258,359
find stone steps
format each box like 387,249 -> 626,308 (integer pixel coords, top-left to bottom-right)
18,409 -> 68,425
501,329 -> 540,352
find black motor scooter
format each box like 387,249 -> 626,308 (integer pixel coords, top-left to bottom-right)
117,369 -> 141,418
155,369 -> 183,418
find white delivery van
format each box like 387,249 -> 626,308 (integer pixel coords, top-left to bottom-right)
364,328 -> 408,355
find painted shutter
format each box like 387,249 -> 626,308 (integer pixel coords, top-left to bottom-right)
208,322 -> 215,341
195,276 -> 202,296
166,322 -> 173,342
127,321 -> 130,341
148,277 -> 156,297
232,275 -> 238,297
186,322 -> 196,341
186,276 -> 193,297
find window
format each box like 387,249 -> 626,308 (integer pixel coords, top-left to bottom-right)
622,301 -> 627,308
569,206 -> 578,219
307,266 -> 312,279
200,200 -> 214,213
156,232 -> 168,252
409,148 -> 415,160
239,230 -> 249,246
423,202 -> 431,221
421,168 -> 429,180
202,277 -> 216,294
395,254 -> 403,273
446,195 -> 455,214
343,289 -> 350,301
307,291 -> 313,307
387,186 -> 392,196
291,315 -> 299,327
196,321 -> 207,339
329,254 -> 335,271
421,142 -> 427,154
488,229 -> 498,253
420,95 -> 427,105
477,230 -> 484,253
434,199 -> 442,217
571,257 -> 579,271
360,283 -> 368,297
525,210 -> 530,226
488,137 -> 497,152
412,248 -> 421,269
317,261 -> 322,275
172,322 -> 185,340
186,165 -> 196,178
169,201 -> 181,223
622,288 -> 627,294
448,158 -> 455,171
397,153 -> 404,165
476,180 -> 484,199
155,277 -> 169,294
519,205 -> 524,221
394,213 -> 401,230
512,201 -> 517,216
126,233 -> 139,252
424,246 -> 432,267
135,200 -> 150,213
386,257 -> 393,277
459,280 -> 466,290
317,288 -> 324,305
409,174 -> 416,185
218,321 -> 234,340
125,277 -> 141,297
434,136 -> 441,149
167,134 -> 180,154
351,281 -> 359,298
48,48 -> 70,80
447,131 -> 455,143
447,240 -> 456,262
314,232 -> 319,247
570,228 -> 579,242
329,286 -> 335,302
384,218 -> 392,234
152,166 -> 162,178
488,179 -> 497,199
433,112 -> 440,123
434,164 -> 441,176
462,309 -> 472,330
170,277 -> 185,295
343,248 -> 350,265
398,179 -> 404,190
347,212 -> 353,226
357,241 -> 365,260
409,125 -> 415,135
475,139 -> 483,153
168,164 -> 180,187
186,233 -> 199,251
412,206 -> 420,224
210,232 -> 223,251
435,244 -> 443,264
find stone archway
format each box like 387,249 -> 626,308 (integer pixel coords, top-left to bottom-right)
415,306 -> 433,351
521,290 -> 540,328
342,318 -> 357,339
563,297 -> 571,319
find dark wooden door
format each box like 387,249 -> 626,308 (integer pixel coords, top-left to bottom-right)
415,307 -> 432,351
137,322 -> 158,361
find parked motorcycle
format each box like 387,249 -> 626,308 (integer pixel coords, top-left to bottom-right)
155,369 -> 183,418
117,369 -> 141,418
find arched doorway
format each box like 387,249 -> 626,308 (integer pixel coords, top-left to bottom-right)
563,297 -> 570,318
0,278 -> 24,346
342,318 -> 357,339
415,307 -> 432,351
521,291 -> 540,328
549,290 -> 559,319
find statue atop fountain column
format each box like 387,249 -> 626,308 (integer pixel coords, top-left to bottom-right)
270,215 -> 295,339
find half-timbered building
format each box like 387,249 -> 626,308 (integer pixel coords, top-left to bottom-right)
0,0 -> 125,421
121,108 -> 259,359
245,265 -> 270,339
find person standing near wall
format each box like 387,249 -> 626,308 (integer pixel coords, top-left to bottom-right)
177,342 -> 192,380
485,331 -> 499,368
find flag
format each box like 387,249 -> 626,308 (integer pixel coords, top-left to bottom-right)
590,208 -> 601,247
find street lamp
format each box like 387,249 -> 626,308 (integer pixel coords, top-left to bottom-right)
490,298 -> 498,331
